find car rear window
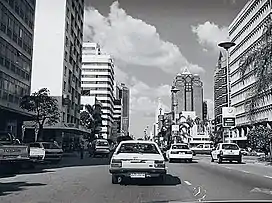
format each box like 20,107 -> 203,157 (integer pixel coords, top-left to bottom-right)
172,145 -> 189,149
30,143 -> 41,148
222,144 -> 239,150
96,141 -> 109,146
43,143 -> 60,149
118,143 -> 159,154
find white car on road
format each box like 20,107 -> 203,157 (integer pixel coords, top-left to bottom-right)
211,143 -> 242,164
109,140 -> 166,184
166,143 -> 194,163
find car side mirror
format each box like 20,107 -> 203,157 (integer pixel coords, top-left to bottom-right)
192,151 -> 196,156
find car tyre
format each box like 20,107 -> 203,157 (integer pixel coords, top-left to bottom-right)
112,175 -> 118,184
238,158 -> 242,164
218,156 -> 222,164
211,156 -> 214,162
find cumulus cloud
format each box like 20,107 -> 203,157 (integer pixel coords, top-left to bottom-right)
129,77 -> 171,115
84,1 -> 204,73
191,21 -> 229,52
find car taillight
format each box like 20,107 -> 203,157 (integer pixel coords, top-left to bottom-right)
220,150 -> 223,156
111,159 -> 122,168
155,160 -> 165,168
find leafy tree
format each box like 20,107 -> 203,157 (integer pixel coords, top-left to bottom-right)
239,21 -> 272,121
247,126 -> 272,156
20,88 -> 60,141
80,103 -> 102,140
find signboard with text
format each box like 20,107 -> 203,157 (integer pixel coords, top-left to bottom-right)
222,107 -> 236,128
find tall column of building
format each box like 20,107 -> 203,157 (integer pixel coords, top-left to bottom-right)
0,0 -> 36,138
30,0 -> 85,140
214,51 -> 228,138
120,83 -> 130,136
81,42 -> 115,139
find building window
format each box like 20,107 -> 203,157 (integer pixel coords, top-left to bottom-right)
63,81 -> 66,91
19,28 -> 23,38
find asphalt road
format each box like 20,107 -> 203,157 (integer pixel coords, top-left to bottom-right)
0,154 -> 272,203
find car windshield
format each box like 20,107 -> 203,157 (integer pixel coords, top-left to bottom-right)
172,145 -> 189,149
117,143 -> 159,154
222,144 -> 239,150
42,143 -> 60,149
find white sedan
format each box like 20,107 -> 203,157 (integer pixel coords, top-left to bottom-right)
109,140 -> 166,184
166,143 -> 194,163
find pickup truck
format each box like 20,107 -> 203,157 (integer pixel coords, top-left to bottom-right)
0,131 -> 30,173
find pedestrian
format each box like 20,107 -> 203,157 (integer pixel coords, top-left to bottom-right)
80,142 -> 84,159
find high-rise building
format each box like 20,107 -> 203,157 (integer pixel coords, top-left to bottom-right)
30,0 -> 85,139
229,0 -> 272,146
81,42 -> 115,139
115,82 -> 130,136
0,0 -> 36,138
172,68 -> 203,119
120,83 -> 130,136
112,99 -> 121,140
214,51 -> 228,139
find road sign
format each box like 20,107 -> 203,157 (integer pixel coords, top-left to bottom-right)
223,118 -> 235,127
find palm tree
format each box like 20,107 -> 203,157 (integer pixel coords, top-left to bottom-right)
239,20 -> 272,121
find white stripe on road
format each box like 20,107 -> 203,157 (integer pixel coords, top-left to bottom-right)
241,170 -> 250,174
264,175 -> 272,179
184,180 -> 192,186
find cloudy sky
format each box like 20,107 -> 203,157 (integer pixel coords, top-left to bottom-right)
83,0 -> 248,138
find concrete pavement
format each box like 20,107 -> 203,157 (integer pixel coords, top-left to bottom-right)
0,155 -> 272,203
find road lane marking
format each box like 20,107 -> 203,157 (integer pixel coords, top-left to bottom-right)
241,170 -> 250,174
264,175 -> 272,179
251,187 -> 272,195
184,180 -> 192,186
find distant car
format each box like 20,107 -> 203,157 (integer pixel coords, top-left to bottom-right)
109,140 -> 166,184
240,148 -> 249,156
190,144 -> 212,155
211,143 -> 242,164
166,143 -> 194,163
89,139 -> 110,158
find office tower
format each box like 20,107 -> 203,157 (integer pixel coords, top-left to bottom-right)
0,0 -> 36,137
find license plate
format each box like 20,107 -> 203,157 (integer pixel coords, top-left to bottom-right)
130,173 -> 145,178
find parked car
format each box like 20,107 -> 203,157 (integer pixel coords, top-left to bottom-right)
29,142 -> 46,163
109,140 -> 166,184
33,142 -> 63,163
190,144 -> 212,155
89,139 -> 110,158
211,143 -> 242,164
240,148 -> 250,156
166,143 -> 194,163
0,131 -> 30,172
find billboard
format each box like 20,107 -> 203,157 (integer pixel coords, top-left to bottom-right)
222,107 -> 236,128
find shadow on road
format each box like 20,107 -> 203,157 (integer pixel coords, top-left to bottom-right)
0,181 -> 46,197
120,174 -> 181,186
169,160 -> 198,164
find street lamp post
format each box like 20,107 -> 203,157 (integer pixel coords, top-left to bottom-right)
218,41 -> 236,143
171,86 -> 180,144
